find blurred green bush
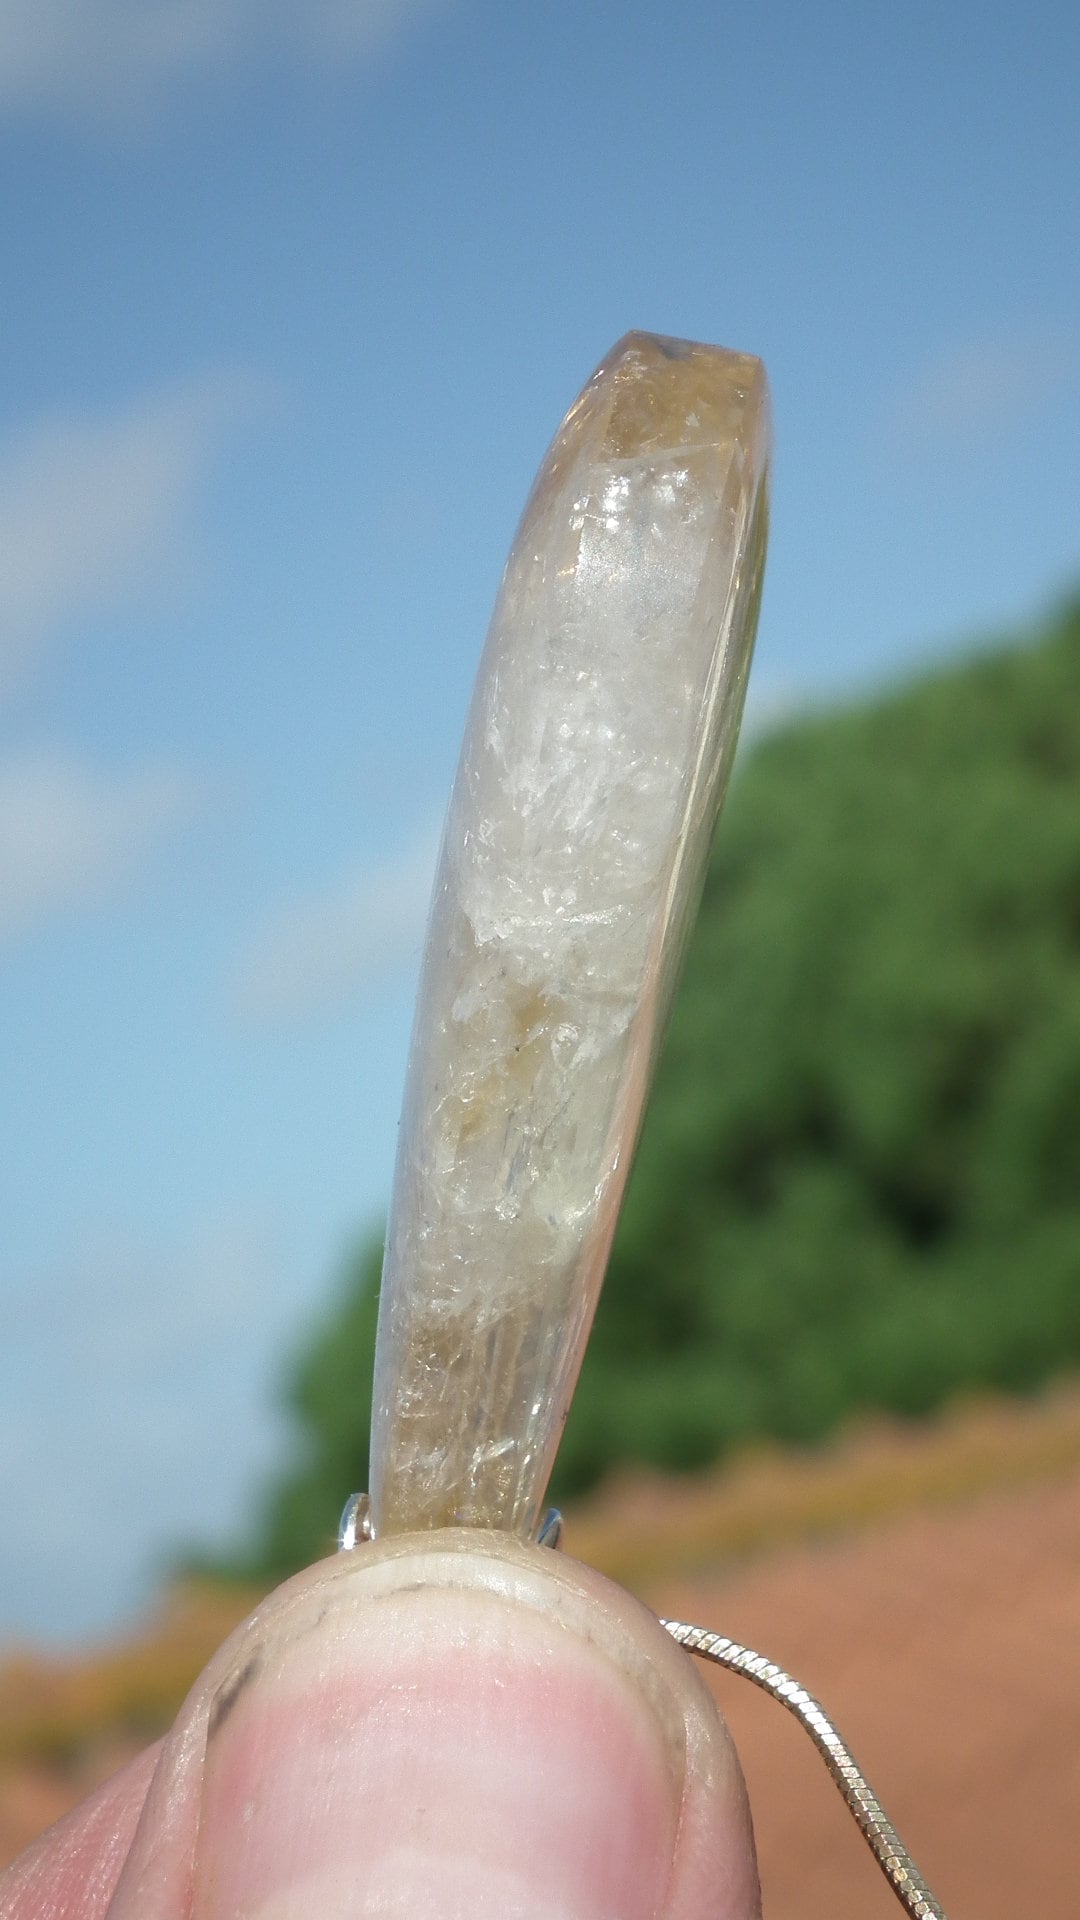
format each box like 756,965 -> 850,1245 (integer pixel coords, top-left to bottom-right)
238,596 -> 1080,1578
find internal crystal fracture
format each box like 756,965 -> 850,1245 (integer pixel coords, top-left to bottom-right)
370,332 -> 771,1538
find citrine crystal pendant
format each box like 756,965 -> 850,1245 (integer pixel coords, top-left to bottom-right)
368,332 -> 770,1541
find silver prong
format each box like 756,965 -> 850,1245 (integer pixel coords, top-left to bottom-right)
536,1507 -> 563,1549
338,1490 -> 374,1551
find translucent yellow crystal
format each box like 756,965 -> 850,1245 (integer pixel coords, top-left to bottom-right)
370,332 -> 770,1537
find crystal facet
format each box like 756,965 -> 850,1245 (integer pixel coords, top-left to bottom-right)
370,331 -> 770,1538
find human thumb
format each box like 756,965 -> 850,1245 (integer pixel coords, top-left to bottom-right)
104,1531 -> 760,1920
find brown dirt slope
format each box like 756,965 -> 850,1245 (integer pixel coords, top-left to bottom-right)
4,1389 -> 1080,1914
656,1466 -> 1080,1918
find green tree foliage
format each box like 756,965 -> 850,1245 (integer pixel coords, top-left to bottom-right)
245,597 -> 1080,1572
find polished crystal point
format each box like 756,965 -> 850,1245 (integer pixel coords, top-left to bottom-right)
370,332 -> 770,1538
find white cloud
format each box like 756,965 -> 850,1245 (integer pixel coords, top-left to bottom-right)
890,326 -> 1080,449
0,747 -> 204,940
0,370 -> 259,690
234,817 -> 441,1021
0,1215 -> 291,1641
0,0 -> 448,119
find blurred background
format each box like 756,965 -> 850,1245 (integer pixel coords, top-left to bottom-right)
3,1 -> 1080,1911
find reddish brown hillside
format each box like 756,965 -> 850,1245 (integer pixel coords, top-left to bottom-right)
657,1468 -> 1080,1917
4,1391 -> 1080,1914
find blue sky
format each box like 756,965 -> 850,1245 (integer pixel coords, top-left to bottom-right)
2,0 -> 1079,1644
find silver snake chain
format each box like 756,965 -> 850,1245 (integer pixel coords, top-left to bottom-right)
660,1617 -> 947,1919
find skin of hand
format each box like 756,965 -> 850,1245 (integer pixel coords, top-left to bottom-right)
0,1532 -> 761,1920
